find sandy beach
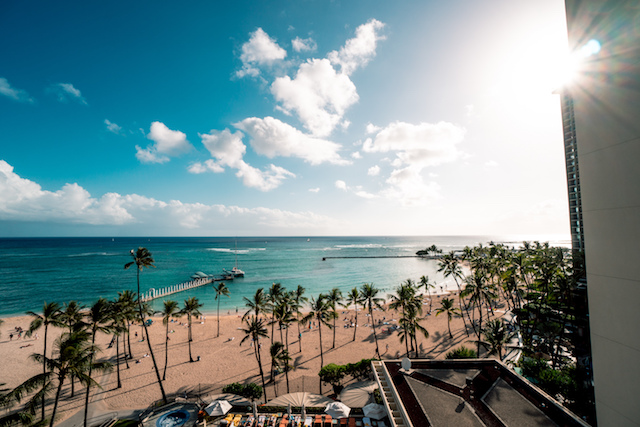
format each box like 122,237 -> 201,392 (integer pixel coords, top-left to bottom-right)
0,292 -> 507,424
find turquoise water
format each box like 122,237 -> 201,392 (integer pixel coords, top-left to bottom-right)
0,235 -> 569,317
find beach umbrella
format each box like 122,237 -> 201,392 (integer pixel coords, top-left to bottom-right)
204,393 -> 252,407
253,402 -> 258,418
204,400 -> 232,416
267,392 -> 333,407
338,381 -> 378,408
363,403 -> 387,420
324,402 -> 350,419
301,404 -> 306,420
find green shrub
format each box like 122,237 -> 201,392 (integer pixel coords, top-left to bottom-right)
222,382 -> 263,400
445,346 -> 477,359
345,358 -> 374,380
319,364 -> 347,387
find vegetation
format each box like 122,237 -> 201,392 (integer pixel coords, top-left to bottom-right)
318,364 -> 347,394
213,283 -> 230,338
181,297 -> 203,363
222,382 -> 263,401
445,346 -> 478,359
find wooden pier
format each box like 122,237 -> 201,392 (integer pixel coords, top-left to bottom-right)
141,277 -> 216,302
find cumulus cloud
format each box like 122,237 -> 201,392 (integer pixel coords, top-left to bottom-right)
271,58 -> 359,137
335,180 -> 347,191
105,119 -> 122,134
235,117 -> 350,165
328,19 -> 386,75
308,187 -> 320,193
0,77 -> 34,103
237,28 -> 287,78
381,166 -> 441,207
363,121 -> 465,169
368,165 -> 380,176
292,37 -> 317,52
366,123 -> 381,134
192,127 -> 296,191
351,151 -> 362,159
136,121 -> 192,164
0,160 -> 330,233
48,83 -> 87,104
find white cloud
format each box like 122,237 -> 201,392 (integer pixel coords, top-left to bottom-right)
335,180 -> 347,191
308,187 -> 320,193
292,37 -> 317,52
194,127 -> 296,191
351,151 -> 362,159
368,165 -> 380,176
0,77 -> 34,103
48,83 -> 87,104
271,58 -> 359,137
484,160 -> 499,168
105,119 -> 122,134
0,160 -> 330,233
237,28 -> 287,78
363,121 -> 465,168
136,122 -> 192,164
366,123 -> 381,134
381,166 -> 441,207
328,19 -> 386,75
234,116 -> 350,165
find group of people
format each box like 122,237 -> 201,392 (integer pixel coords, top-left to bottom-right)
8,326 -> 37,341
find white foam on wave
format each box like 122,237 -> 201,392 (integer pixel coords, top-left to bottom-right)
334,244 -> 383,249
206,247 -> 265,254
68,252 -> 111,257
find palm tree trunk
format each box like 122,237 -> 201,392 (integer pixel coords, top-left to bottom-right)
447,317 -> 453,339
116,334 -> 121,389
318,318 -> 324,367
49,377 -> 65,427
217,299 -> 221,338
370,308 -> 380,359
41,324 -> 49,422
188,315 -> 194,362
297,320 -> 303,353
163,322 -> 169,380
352,304 -> 358,342
332,316 -> 336,349
453,278 -> 471,337
137,268 -> 167,404
84,332 -> 97,427
127,321 -> 133,359
254,339 -> 267,403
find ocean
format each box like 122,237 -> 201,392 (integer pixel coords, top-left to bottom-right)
0,235 -> 570,317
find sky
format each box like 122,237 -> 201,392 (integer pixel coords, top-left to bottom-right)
0,0 -> 573,237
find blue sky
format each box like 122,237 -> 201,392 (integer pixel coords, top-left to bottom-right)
0,0 -> 572,237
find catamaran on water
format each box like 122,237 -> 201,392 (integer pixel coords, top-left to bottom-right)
224,240 -> 245,277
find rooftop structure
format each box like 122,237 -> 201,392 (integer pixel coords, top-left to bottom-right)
372,359 -> 588,427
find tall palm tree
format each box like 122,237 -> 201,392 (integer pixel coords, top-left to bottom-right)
398,305 -> 429,357
83,297 -> 112,427
124,247 -> 167,404
160,300 -> 180,380
181,297 -> 203,363
438,252 -> 470,336
243,288 -> 268,321
213,283 -> 230,338
390,281 -> 422,354
435,298 -> 460,339
25,301 -> 65,421
61,301 -> 85,398
116,290 -> 137,360
302,295 -> 333,368
326,288 -> 342,349
461,271 -> 497,355
240,316 -> 269,403
342,287 -> 360,342
290,285 -> 308,353
419,276 -> 435,313
359,283 -> 385,359
272,295 -> 295,352
267,283 -> 285,344
33,330 -> 111,427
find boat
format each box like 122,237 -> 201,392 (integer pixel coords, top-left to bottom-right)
224,240 -> 245,278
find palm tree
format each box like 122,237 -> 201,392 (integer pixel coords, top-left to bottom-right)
301,295 -> 333,368
107,300 -> 127,389
213,283 -> 230,338
243,288 -> 268,321
33,330 -> 111,427
272,295 -> 295,352
290,285 -> 308,353
435,298 -> 460,339
124,247 -> 167,404
359,283 -> 385,359
182,297 -> 203,363
61,301 -> 85,398
267,283 -> 285,344
83,297 -> 112,427
390,281 -> 422,355
398,305 -> 429,357
326,288 -> 342,349
160,300 -> 180,380
461,271 -> 498,355
25,301 -> 65,421
438,252 -> 470,336
342,287 -> 360,342
269,341 -> 291,396
240,316 -> 269,403
419,276 -> 434,313
116,290 -> 137,360
477,319 -> 515,361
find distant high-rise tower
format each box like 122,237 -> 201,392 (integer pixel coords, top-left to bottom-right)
563,1 -> 640,426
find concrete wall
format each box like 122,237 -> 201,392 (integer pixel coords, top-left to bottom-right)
564,1 -> 640,425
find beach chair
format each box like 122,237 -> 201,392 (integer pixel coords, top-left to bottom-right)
304,416 -> 313,426
347,418 -> 356,427
362,418 -> 372,427
245,416 -> 256,427
224,414 -> 234,425
322,415 -> 332,426
257,415 -> 266,427
313,415 -> 322,427
339,418 -> 347,426
233,414 -> 243,426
